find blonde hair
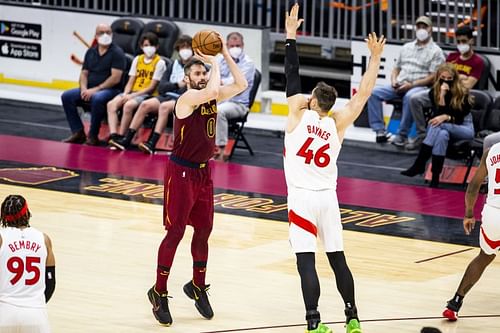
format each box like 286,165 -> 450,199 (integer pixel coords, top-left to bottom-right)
432,63 -> 473,110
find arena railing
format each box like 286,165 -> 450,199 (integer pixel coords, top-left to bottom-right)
1,0 -> 497,49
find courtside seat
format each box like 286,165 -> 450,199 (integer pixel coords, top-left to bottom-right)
111,17 -> 144,56
227,69 -> 261,159
445,89 -> 493,185
143,20 -> 179,58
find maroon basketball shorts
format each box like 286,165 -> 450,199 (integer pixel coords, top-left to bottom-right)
163,159 -> 214,231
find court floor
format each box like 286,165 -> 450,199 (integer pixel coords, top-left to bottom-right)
1,183 -> 499,333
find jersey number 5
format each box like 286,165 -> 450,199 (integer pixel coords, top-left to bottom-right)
7,256 -> 41,285
296,137 -> 331,167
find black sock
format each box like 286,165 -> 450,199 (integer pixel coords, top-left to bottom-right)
448,293 -> 464,311
149,131 -> 161,147
305,310 -> 321,330
123,128 -> 136,146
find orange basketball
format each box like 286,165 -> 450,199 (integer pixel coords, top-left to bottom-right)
192,30 -> 222,56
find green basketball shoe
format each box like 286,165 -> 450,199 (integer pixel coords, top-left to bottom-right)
346,318 -> 362,333
306,322 -> 333,333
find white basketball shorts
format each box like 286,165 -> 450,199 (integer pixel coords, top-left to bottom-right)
0,302 -> 50,333
287,186 -> 343,253
479,203 -> 500,255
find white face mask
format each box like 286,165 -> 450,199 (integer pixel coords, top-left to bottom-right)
416,29 -> 429,41
178,48 -> 193,61
143,46 -> 156,58
97,33 -> 112,46
457,43 -> 470,54
229,47 -> 243,59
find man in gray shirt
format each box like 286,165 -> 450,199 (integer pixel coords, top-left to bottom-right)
214,32 -> 255,161
366,16 -> 445,145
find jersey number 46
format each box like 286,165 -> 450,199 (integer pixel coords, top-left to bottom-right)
296,137 -> 331,168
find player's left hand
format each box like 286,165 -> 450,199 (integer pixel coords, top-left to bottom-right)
285,3 -> 304,36
366,32 -> 386,57
463,216 -> 476,235
216,31 -> 229,57
194,48 -> 217,64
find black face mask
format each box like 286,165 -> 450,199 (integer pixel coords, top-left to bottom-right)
439,78 -> 454,86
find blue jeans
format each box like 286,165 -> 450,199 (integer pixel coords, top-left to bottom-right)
367,84 -> 427,137
61,88 -> 120,138
423,114 -> 474,156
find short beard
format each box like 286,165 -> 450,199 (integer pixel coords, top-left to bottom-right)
191,81 -> 206,90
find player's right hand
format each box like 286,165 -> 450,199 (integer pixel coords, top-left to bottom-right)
365,32 -> 386,57
463,216 -> 476,235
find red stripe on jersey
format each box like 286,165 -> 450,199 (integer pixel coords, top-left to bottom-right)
288,209 -> 317,237
481,226 -> 500,249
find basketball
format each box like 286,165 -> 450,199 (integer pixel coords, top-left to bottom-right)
192,30 -> 223,56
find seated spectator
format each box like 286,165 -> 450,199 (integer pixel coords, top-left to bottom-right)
107,32 -> 166,149
401,63 -> 474,187
408,26 -> 485,150
61,23 -> 125,146
109,35 -> 193,153
367,16 -> 445,145
214,32 -> 255,161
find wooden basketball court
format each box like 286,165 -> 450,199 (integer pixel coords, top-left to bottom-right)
2,181 -> 499,333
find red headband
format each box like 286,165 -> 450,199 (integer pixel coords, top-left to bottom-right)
3,202 -> 28,222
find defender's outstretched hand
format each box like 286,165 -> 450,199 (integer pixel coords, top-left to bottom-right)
365,32 -> 386,57
285,3 -> 304,37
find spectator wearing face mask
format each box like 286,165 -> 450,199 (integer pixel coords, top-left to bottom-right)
214,32 -> 256,161
401,63 -> 474,188
109,35 -> 193,153
107,32 -> 167,149
366,16 -> 445,145
407,26 -> 485,150
61,23 -> 126,146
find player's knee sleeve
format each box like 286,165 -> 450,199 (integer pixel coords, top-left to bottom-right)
296,252 -> 315,274
327,251 -> 347,271
194,225 -> 213,242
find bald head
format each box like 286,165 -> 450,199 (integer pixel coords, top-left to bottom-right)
95,24 -> 112,37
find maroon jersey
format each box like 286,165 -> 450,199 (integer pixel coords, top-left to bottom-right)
172,99 -> 217,163
446,52 -> 484,81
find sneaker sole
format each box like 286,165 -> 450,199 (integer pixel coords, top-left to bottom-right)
138,143 -> 153,154
183,284 -> 213,319
108,139 -> 126,151
391,142 -> 406,147
147,289 -> 172,326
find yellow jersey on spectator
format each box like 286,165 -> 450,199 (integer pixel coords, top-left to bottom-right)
132,54 -> 160,96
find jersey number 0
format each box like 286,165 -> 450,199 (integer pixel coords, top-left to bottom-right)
296,137 -> 331,168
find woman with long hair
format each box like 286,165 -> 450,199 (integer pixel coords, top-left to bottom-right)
401,63 -> 474,187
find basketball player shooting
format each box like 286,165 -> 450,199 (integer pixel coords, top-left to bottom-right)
283,3 -> 385,333
147,31 -> 248,326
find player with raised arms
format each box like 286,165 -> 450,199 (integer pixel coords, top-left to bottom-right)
283,3 -> 385,333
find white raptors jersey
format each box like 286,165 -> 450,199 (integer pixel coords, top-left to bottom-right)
284,109 -> 341,190
0,226 -> 47,308
486,142 -> 500,209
